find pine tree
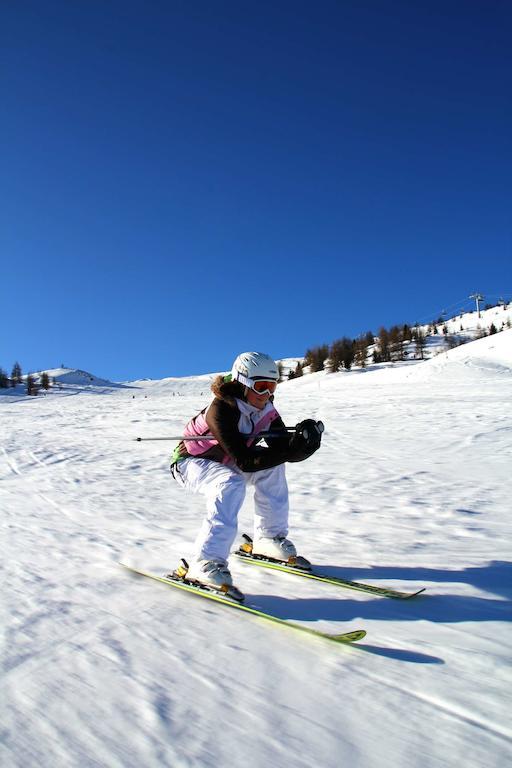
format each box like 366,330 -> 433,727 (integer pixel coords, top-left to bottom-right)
341,338 -> 355,370
0,368 -> 8,388
11,361 -> 22,385
489,323 -> 497,335
304,349 -> 313,370
378,327 -> 391,362
402,324 -> 412,342
389,325 -> 405,361
329,338 -> 354,371
40,372 -> 50,390
328,340 -> 343,372
354,337 -> 368,368
304,346 -> 328,372
26,374 -> 37,396
415,329 -> 427,360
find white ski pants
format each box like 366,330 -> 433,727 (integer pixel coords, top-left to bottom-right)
174,458 -> 289,563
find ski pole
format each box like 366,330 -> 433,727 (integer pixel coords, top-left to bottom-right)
134,422 -> 324,442
134,429 -> 295,442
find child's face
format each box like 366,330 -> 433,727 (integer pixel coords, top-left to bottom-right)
246,388 -> 270,410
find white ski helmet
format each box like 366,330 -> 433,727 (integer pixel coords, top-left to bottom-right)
231,352 -> 278,388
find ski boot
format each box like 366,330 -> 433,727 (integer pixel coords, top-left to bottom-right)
240,534 -> 312,571
171,558 -> 245,603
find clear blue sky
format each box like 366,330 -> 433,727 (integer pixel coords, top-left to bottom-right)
1,1 -> 511,380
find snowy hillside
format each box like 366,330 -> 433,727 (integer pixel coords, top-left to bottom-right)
1,331 -> 511,767
37,367 -> 118,387
365,300 -> 512,365
2,303 -> 509,397
284,301 -> 512,376
0,367 -> 124,399
424,300 -> 512,338
402,328 -> 512,383
411,300 -> 512,360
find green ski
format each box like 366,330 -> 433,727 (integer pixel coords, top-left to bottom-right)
119,562 -> 366,646
234,539 -> 426,600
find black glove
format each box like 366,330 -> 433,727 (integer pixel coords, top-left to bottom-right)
287,419 -> 324,462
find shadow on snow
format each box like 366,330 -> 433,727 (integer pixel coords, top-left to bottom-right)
319,559 -> 512,601
247,561 -> 512,628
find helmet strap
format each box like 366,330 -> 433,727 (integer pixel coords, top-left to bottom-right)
233,371 -> 253,389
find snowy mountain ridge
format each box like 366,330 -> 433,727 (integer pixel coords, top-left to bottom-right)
3,300 -> 510,397
39,367 -> 120,387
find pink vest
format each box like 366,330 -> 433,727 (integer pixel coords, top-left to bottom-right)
183,403 -> 279,463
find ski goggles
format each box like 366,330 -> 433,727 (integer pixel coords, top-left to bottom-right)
250,379 -> 278,395
232,371 -> 278,395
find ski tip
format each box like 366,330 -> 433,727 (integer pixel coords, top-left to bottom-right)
405,587 -> 427,599
332,629 -> 367,644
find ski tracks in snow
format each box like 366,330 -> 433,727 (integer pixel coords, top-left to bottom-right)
352,663 -> 512,752
1,446 -> 22,477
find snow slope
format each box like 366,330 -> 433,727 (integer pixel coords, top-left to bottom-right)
1,368 -> 126,400
426,301 -> 512,338
39,367 -> 116,386
1,332 -> 511,768
403,328 -> 512,381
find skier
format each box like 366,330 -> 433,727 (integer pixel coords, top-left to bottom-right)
170,351 -> 323,595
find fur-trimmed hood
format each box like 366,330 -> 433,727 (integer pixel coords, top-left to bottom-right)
210,375 -> 246,402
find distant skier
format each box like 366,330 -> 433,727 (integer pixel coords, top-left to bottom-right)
171,352 -> 323,596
